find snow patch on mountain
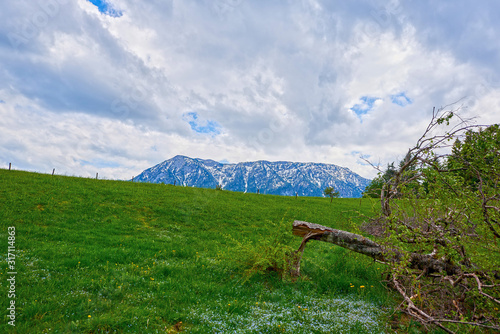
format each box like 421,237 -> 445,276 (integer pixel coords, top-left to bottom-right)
133,155 -> 371,198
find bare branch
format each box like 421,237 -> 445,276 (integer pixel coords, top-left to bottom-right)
465,273 -> 500,304
433,319 -> 500,331
392,274 -> 456,334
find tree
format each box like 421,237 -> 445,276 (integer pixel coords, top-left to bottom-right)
448,124 -> 500,192
292,105 -> 500,333
447,124 -> 500,240
372,107 -> 499,332
362,162 -> 397,198
323,186 -> 339,203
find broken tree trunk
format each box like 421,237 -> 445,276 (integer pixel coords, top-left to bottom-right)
291,220 -> 462,276
293,220 -> 384,260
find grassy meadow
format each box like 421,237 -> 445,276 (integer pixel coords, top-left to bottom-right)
0,169 -> 405,333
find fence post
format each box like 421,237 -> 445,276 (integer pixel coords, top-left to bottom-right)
9,163 -> 11,170
96,173 -> 98,180
52,168 -> 55,175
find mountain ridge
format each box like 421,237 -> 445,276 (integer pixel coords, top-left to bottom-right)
133,155 -> 371,198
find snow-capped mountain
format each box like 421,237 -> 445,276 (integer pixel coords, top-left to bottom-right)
133,155 -> 371,198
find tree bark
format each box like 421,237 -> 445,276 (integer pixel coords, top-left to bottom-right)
293,220 -> 384,260
292,220 -> 462,275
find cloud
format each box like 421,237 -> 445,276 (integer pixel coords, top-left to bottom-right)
0,0 -> 499,180
398,0 -> 500,77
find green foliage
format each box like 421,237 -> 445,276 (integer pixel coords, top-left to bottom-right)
323,186 -> 340,202
448,124 -> 500,190
387,126 -> 500,264
377,121 -> 500,331
362,175 -> 385,198
362,163 -> 397,198
223,215 -> 296,282
444,124 -> 500,268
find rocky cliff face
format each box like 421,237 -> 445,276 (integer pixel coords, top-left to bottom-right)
133,155 -> 371,198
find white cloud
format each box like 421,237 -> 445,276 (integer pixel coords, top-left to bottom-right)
0,0 -> 499,180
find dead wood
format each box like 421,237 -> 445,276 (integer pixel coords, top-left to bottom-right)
292,220 -> 462,275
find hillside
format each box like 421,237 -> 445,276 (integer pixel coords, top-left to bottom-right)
133,155 -> 371,198
0,169 -> 392,333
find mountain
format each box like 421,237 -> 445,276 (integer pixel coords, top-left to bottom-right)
133,155 -> 371,198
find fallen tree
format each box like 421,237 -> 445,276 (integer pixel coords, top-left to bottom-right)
291,106 -> 500,333
290,220 -> 499,333
291,220 -> 461,277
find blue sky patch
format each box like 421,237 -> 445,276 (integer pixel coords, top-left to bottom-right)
351,151 -> 372,166
87,0 -> 122,17
391,92 -> 413,106
350,96 -> 380,119
0,100 -> 5,104
183,112 -> 221,136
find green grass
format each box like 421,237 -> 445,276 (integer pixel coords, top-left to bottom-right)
0,169 -> 394,333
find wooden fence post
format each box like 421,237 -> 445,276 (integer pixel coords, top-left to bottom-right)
9,163 -> 11,170
52,168 -> 55,175
96,173 -> 98,180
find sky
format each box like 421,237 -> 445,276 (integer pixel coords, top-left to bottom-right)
1,0 -> 499,180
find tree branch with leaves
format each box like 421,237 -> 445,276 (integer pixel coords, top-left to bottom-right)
293,104 -> 500,333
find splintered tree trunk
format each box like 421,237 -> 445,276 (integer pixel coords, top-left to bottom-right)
291,220 -> 461,276
293,220 -> 384,260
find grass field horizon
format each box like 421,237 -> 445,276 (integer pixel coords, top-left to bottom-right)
0,169 -> 408,333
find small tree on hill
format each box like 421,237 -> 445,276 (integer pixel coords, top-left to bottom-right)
323,186 -> 339,203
